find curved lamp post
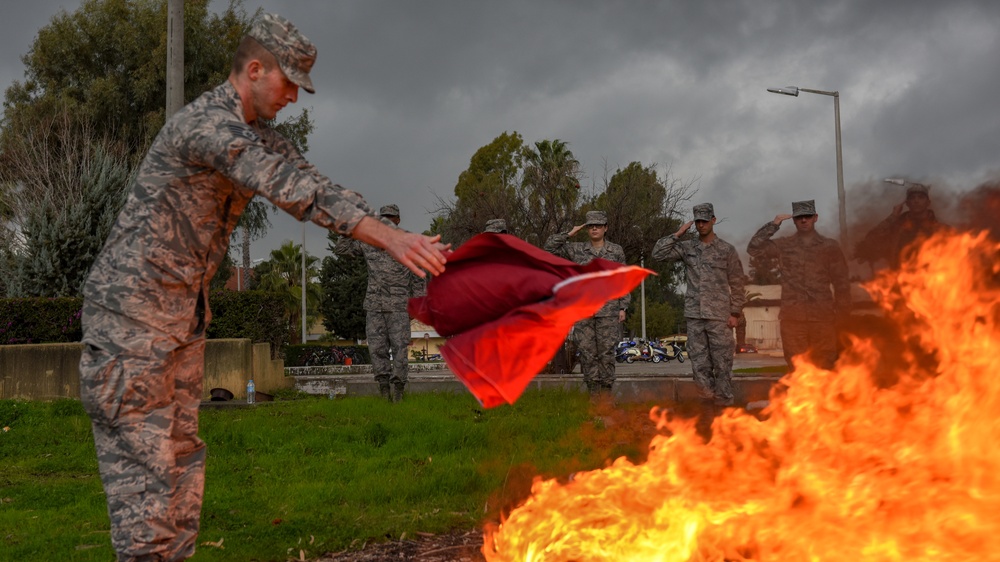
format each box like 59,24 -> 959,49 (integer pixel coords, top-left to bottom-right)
767,86 -> 848,249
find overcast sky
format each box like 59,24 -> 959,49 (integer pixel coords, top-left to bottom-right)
3,0 -> 999,267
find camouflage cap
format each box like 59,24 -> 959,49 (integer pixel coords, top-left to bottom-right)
249,13 -> 317,94
585,210 -> 608,226
791,200 -> 817,217
692,203 -> 714,221
906,183 -> 931,197
484,219 -> 508,233
379,204 -> 400,217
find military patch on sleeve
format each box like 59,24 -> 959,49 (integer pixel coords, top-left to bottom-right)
227,123 -> 261,144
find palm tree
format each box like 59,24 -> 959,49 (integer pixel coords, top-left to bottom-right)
255,241 -> 323,343
522,139 -> 581,239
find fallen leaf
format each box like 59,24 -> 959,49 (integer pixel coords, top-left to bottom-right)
200,537 -> 224,549
272,518 -> 282,525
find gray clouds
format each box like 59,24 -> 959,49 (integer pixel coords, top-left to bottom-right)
3,0 -> 998,262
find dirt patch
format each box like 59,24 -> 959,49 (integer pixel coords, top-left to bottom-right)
315,529 -> 486,561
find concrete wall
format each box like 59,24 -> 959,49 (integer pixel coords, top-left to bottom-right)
0,343 -> 84,401
0,339 -> 287,401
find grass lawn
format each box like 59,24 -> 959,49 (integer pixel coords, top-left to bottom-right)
0,390 -> 663,561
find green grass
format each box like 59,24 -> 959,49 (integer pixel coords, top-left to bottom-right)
0,391 -> 659,561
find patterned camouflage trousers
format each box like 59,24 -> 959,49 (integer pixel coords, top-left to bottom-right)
574,316 -> 620,390
79,302 -> 206,562
366,310 -> 410,385
686,318 -> 735,406
780,319 -> 838,370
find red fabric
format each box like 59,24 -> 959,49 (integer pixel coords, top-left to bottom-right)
408,233 -> 651,408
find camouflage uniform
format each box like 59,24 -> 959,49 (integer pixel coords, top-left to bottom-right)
747,201 -> 851,370
544,212 -> 630,392
334,205 -> 424,400
483,218 -> 508,234
652,203 -> 745,406
78,14 -> 376,561
863,184 -> 946,268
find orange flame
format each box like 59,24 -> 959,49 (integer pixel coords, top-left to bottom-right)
484,231 -> 1000,562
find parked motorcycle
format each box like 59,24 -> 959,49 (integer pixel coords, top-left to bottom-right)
615,339 -> 685,363
615,339 -> 639,363
650,340 -> 685,363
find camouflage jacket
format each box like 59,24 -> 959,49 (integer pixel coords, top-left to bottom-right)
544,233 -> 631,317
83,81 -> 376,341
747,222 -> 851,321
333,237 -> 424,311
652,234 -> 746,321
865,210 -> 946,267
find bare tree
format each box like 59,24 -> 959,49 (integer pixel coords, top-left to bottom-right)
0,108 -> 136,297
592,160 -> 697,265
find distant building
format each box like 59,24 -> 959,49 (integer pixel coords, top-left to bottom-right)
409,319 -> 445,361
743,284 -> 782,350
221,265 -> 256,292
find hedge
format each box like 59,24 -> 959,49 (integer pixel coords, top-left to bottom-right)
0,298 -> 83,344
0,291 -> 287,354
205,290 -> 288,356
284,343 -> 371,367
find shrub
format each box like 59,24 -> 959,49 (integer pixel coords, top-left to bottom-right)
0,297 -> 83,344
284,343 -> 371,367
206,290 -> 288,357
0,291 -> 288,352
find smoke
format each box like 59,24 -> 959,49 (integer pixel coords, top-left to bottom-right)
956,181 -> 1000,240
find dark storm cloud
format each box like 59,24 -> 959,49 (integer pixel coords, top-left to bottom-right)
4,0 -> 999,264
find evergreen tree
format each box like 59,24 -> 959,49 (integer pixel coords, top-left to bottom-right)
318,248 -> 368,341
0,115 -> 134,297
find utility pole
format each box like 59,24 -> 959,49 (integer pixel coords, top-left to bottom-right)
301,224 -> 307,344
166,0 -> 184,116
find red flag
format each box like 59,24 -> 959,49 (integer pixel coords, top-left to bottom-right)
409,233 -> 651,407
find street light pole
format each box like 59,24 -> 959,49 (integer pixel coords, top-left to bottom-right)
631,225 -> 648,342
767,86 -> 848,250
301,223 -> 307,344
165,0 -> 183,117
639,255 -> 647,342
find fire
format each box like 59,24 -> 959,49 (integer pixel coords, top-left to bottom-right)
484,231 -> 1000,562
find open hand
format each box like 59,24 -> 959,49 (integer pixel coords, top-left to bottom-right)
386,232 -> 450,278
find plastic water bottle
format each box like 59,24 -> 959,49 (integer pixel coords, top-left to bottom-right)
246,379 -> 255,405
